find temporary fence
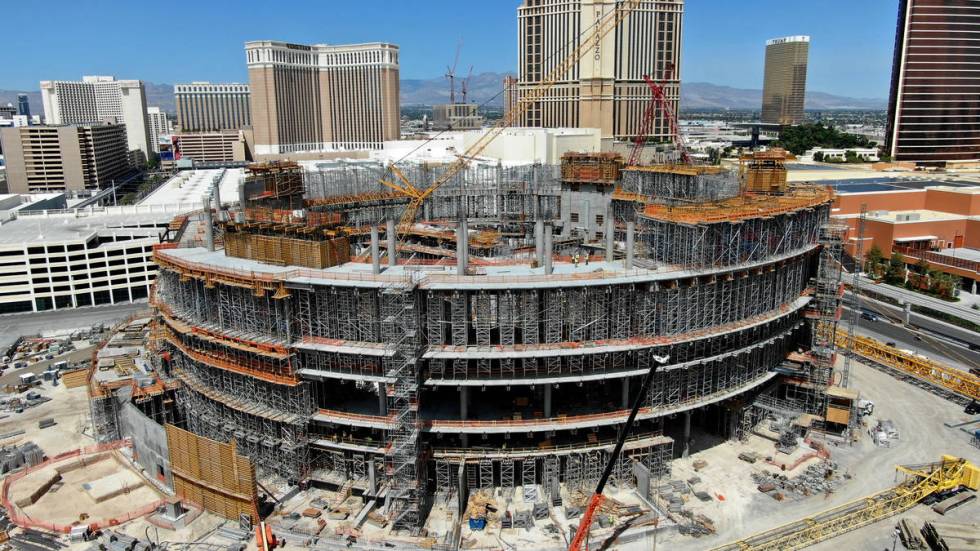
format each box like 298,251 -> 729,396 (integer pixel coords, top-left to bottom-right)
0,439 -> 167,534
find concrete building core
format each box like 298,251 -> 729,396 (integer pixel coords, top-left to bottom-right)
150,154 -> 837,532
245,41 -> 400,155
761,36 -> 809,126
515,0 -> 684,142
431,103 -> 483,130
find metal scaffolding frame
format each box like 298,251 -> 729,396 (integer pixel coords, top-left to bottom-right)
381,285 -> 424,531
149,157 -> 838,534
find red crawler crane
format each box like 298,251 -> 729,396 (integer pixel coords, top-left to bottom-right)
627,73 -> 691,166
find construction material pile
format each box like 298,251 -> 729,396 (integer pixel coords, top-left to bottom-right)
0,442 -> 44,474
753,460 -> 843,500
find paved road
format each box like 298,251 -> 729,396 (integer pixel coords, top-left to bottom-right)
857,275 -> 980,326
0,302 -> 150,350
0,345 -> 95,386
848,292 -> 979,347
842,305 -> 980,372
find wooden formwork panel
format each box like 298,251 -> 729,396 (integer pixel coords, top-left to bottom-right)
165,424 -> 258,522
223,233 -> 350,269
61,368 -> 90,389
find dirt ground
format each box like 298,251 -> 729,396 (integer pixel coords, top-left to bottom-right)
0,382 -> 94,457
19,453 -> 163,526
659,356 -> 980,550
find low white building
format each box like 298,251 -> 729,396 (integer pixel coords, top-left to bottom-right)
461,127 -> 602,165
0,205 -> 185,314
804,147 -> 880,162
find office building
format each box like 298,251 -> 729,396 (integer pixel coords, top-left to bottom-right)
146,107 -> 172,154
515,0 -> 683,141
172,130 -> 248,166
431,103 -> 483,130
174,82 -> 251,132
886,0 -> 980,165
17,94 -> 30,117
245,40 -> 400,154
0,123 -> 131,193
761,36 -> 810,125
40,76 -> 151,163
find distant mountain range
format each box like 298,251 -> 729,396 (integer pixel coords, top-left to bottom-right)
681,82 -> 887,111
0,74 -> 886,118
0,83 -> 175,118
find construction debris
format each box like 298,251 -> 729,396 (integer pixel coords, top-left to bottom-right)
751,461 -> 841,499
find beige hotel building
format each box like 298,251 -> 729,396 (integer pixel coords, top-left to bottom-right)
516,0 -> 684,142
245,40 -> 400,155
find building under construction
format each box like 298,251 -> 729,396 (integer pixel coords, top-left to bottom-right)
150,154 -> 843,533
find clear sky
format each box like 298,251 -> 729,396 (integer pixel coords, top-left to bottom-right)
5,0 -> 897,98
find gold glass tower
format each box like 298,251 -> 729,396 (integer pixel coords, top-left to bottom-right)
761,36 -> 809,125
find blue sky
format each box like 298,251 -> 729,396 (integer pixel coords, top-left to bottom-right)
6,0 -> 897,98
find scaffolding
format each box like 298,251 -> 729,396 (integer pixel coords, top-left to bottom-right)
618,165 -> 739,204
808,224 -> 845,389
381,285 -> 424,531
148,155 -> 842,535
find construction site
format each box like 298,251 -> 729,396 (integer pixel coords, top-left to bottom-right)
0,3 -> 976,551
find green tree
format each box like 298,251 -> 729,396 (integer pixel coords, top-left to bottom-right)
865,244 -> 884,277
813,151 -> 825,162
773,122 -> 872,155
885,252 -> 906,285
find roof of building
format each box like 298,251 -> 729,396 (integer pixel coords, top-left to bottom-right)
139,168 -> 243,207
866,209 -> 966,223
0,210 -> 172,246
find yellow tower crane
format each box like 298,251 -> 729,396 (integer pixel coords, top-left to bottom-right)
380,0 -> 643,235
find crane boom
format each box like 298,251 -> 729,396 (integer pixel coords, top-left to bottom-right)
567,353 -> 668,551
395,0 -> 642,231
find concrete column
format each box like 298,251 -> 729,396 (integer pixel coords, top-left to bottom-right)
213,182 -> 222,211
386,218 -> 397,267
460,386 -> 468,420
903,302 -> 911,325
378,384 -> 387,416
972,279 -> 977,295
457,461 -> 467,515
370,225 -> 381,274
535,219 -> 545,265
203,197 -> 215,252
460,387 -> 469,448
621,378 -> 630,409
544,225 -> 554,275
625,220 -> 635,269
238,181 -> 247,206
605,212 -> 615,262
544,385 -> 553,418
457,219 -> 468,274
682,411 -> 692,458
462,218 -> 469,270
368,461 -> 377,495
